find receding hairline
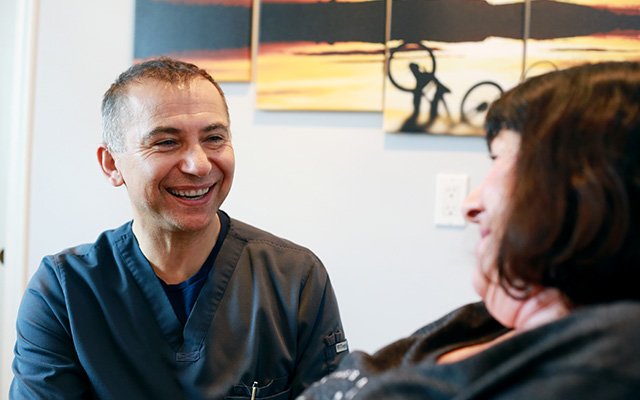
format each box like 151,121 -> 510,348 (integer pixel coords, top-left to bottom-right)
105,75 -> 228,112
121,75 -> 227,105
101,58 -> 231,152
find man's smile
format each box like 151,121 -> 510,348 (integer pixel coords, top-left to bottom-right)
167,186 -> 212,200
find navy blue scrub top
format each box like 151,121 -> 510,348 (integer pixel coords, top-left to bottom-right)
11,211 -> 347,399
161,211 -> 230,326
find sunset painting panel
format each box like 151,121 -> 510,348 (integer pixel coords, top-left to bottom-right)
134,0 -> 253,82
523,0 -> 640,79
256,0 -> 386,111
384,0 -> 525,136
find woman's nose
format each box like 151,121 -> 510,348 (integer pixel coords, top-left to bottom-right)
462,187 -> 482,223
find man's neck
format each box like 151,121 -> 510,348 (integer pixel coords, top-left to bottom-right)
132,215 -> 221,285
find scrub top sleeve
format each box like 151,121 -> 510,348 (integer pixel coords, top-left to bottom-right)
290,259 -> 348,397
10,258 -> 90,400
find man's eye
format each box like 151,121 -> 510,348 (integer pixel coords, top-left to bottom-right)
155,139 -> 177,147
205,135 -> 227,146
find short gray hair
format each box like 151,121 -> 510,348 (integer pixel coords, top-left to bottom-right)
101,57 -> 229,153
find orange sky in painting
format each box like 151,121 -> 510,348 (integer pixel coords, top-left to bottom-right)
591,29 -> 640,39
256,41 -> 384,111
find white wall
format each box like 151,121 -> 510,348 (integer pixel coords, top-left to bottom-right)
0,0 -> 17,394
0,0 -> 16,259
28,0 -> 489,353
2,0 -> 40,395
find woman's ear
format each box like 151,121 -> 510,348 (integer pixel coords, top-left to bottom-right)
97,144 -> 124,187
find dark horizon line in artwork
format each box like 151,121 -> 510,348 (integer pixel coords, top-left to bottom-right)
134,0 -> 639,58
391,0 -> 639,43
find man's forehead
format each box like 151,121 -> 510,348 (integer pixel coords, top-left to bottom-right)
125,76 -> 218,96
126,78 -> 188,99
124,79 -> 222,110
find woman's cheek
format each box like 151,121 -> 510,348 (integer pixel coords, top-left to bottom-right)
472,238 -> 495,298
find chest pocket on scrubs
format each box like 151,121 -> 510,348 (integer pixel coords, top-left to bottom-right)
226,376 -> 290,400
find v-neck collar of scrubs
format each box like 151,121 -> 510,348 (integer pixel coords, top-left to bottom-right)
113,211 -> 243,361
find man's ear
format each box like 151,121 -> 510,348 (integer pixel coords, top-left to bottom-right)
97,144 -> 124,187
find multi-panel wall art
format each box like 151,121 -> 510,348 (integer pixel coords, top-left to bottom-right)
255,0 -> 386,111
523,0 -> 640,78
384,0 -> 524,136
134,0 -> 640,135
134,0 -> 253,82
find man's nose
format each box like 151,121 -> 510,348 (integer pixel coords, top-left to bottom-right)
181,145 -> 212,176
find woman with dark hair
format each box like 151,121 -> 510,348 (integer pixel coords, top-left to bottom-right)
298,61 -> 640,399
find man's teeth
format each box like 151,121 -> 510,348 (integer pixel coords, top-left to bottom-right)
169,187 -> 210,198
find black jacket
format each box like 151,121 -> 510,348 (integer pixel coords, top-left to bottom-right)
300,301 -> 640,399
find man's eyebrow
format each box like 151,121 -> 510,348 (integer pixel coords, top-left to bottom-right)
141,124 -> 229,141
202,123 -> 228,133
143,126 -> 180,141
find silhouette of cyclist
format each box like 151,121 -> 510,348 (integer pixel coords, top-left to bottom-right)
402,62 -> 451,132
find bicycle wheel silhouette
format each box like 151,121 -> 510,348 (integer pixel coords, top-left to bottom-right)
460,81 -> 503,128
387,42 -> 437,92
523,60 -> 559,80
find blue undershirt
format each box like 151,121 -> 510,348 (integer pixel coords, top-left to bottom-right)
159,211 -> 230,326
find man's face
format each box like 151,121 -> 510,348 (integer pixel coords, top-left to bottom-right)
111,77 -> 235,234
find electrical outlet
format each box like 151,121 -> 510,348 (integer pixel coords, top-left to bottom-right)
434,173 -> 468,227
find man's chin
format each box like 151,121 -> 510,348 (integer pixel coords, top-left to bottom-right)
165,215 -> 219,234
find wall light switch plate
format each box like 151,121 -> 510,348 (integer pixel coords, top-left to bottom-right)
434,173 -> 468,227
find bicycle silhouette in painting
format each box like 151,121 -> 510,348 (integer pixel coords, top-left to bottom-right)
386,41 -> 504,135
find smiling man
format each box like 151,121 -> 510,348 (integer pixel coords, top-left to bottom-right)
10,58 -> 347,399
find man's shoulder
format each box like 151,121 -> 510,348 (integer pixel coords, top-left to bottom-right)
222,216 -> 329,281
26,221 -> 134,298
43,221 -> 133,270
227,217 -> 318,257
